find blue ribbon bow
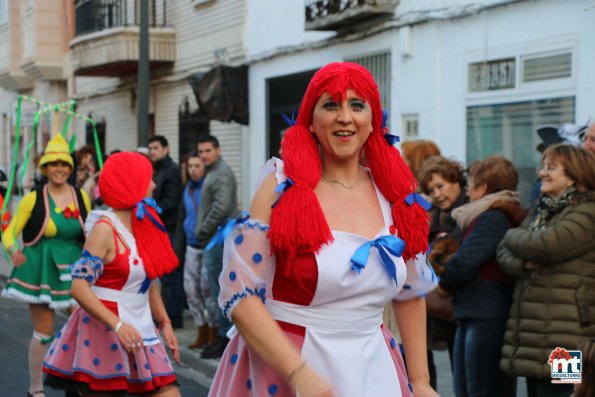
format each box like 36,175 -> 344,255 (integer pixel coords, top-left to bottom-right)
281,112 -> 297,127
381,109 -> 389,129
272,177 -> 295,208
206,211 -> 250,251
383,133 -> 400,146
350,235 -> 406,284
381,109 -> 400,146
404,193 -> 432,211
135,198 -> 166,232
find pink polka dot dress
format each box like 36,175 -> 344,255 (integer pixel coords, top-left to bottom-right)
208,160 -> 437,397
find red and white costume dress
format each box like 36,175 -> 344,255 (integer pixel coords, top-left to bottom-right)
208,159 -> 438,397
43,211 -> 177,393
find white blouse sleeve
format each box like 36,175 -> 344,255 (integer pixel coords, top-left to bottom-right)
218,219 -> 275,321
394,252 -> 438,301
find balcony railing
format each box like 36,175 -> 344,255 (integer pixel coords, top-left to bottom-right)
71,0 -> 174,76
305,0 -> 398,31
75,0 -> 168,37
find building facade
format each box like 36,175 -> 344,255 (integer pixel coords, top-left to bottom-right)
246,0 -> 595,205
0,0 -> 72,190
1,0 -> 593,208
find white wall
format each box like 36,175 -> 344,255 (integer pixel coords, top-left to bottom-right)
245,0 -> 333,58
73,92 -> 137,153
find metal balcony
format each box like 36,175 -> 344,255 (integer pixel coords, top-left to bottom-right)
305,0 -> 398,31
70,0 -> 175,77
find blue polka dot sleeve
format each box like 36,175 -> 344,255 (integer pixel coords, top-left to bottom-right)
218,219 -> 275,321
70,249 -> 104,285
394,252 -> 438,301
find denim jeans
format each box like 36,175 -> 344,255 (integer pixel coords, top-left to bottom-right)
203,243 -> 232,336
160,232 -> 186,327
453,318 -> 507,397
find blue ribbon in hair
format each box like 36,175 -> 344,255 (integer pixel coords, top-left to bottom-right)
281,113 -> 297,127
271,177 -> 295,208
350,235 -> 406,284
206,211 -> 250,251
404,193 -> 432,211
135,198 -> 166,232
381,109 -> 400,146
384,133 -> 400,146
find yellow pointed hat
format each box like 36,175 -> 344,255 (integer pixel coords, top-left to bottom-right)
39,134 -> 74,170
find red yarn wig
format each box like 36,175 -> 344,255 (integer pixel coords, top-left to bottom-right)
98,152 -> 178,279
269,62 -> 429,260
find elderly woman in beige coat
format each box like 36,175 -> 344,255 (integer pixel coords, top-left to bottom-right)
497,144 -> 595,397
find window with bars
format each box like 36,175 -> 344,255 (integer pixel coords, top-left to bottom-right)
466,96 -> 575,206
402,114 -> 419,138
522,52 -> 572,83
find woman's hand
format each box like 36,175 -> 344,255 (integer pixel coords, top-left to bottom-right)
10,250 -> 26,267
411,381 -> 441,397
115,321 -> 144,354
290,364 -> 336,397
161,322 -> 180,363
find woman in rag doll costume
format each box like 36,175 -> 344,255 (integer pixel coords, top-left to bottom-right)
208,62 -> 439,397
43,152 -> 181,396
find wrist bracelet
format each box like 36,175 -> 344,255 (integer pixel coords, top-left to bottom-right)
287,361 -> 306,383
159,319 -> 172,330
114,320 -> 123,333
7,246 -> 15,255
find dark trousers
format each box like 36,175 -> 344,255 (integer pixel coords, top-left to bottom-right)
161,232 -> 186,327
203,243 -> 232,337
453,318 -> 508,397
526,377 -> 573,397
428,341 -> 454,390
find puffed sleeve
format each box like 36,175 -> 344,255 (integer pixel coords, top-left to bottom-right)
70,249 -> 104,285
218,219 -> 275,321
394,252 -> 438,301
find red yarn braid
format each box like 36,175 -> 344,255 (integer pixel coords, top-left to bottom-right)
98,152 -> 178,279
269,62 -> 429,260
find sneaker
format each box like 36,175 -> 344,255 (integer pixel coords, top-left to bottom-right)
200,336 -> 229,359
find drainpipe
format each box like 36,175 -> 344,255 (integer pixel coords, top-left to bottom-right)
137,0 -> 150,146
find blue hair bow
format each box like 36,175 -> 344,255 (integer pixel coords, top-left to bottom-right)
404,193 -> 432,211
381,109 -> 400,146
384,133 -> 400,146
206,211 -> 250,251
281,113 -> 297,127
382,109 -> 389,129
271,177 -> 295,208
135,198 -> 166,232
350,235 -> 406,284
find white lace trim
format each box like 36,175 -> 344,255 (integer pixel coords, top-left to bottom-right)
85,209 -> 140,258
255,157 -> 286,190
